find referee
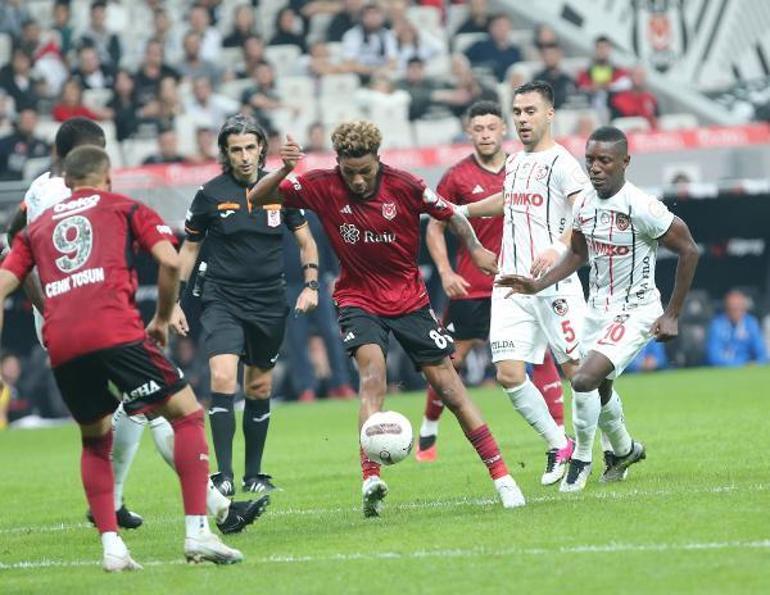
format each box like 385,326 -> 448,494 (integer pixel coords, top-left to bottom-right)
172,115 -> 319,496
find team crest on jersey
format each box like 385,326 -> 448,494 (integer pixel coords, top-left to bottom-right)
534,164 -> 550,181
600,211 -> 611,225
267,209 -> 281,227
552,298 -> 569,316
616,213 -> 630,231
382,202 -> 397,220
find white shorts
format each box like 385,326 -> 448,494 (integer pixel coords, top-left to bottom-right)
581,301 -> 664,379
490,287 -> 586,365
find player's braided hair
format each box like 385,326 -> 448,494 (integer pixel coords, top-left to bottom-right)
331,120 -> 382,158
217,114 -> 268,173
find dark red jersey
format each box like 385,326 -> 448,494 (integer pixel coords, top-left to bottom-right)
279,163 -> 455,316
437,154 -> 504,299
2,189 -> 176,366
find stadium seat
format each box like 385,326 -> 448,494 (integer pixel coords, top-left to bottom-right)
122,138 -> 158,167
560,57 -> 591,78
35,118 -> 60,143
506,60 -> 540,84
307,13 -> 334,45
406,6 -> 443,38
0,33 -> 11,65
325,42 -> 343,63
320,73 -> 361,99
220,47 -> 245,72
276,76 -> 316,109
553,109 -> 601,137
424,53 -> 452,79
320,101 -> 364,128
681,290 -> 715,323
413,118 -> 463,147
264,45 -> 302,76
23,157 -> 51,180
658,113 -> 699,130
453,32 -> 487,54
82,88 -> 114,109
611,116 -> 652,133
220,78 -> 254,102
446,5 -> 469,36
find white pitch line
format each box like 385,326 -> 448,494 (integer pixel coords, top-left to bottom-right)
3,540 -> 770,571
0,483 -> 766,537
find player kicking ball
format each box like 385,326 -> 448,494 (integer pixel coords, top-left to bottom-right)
497,126 -> 699,491
10,118 -> 267,535
416,100 -> 567,464
0,146 -> 242,570
248,121 -> 526,516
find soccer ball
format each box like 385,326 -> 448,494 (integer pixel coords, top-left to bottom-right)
360,411 -> 413,465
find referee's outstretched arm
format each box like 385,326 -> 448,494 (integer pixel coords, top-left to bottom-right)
247,135 -> 304,207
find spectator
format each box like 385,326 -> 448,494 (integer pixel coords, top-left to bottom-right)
52,0 -> 74,57
456,0 -> 490,35
434,53 -> 498,117
79,1 -> 122,68
270,7 -> 307,53
133,38 -> 180,108
188,2 -> 222,63
0,48 -> 41,111
184,75 -> 239,130
240,61 -> 283,127
354,73 -> 410,114
326,0 -> 364,42
532,41 -> 577,109
533,23 -> 559,51
187,126 -> 217,163
298,40 -> 347,78
0,108 -> 49,180
234,34 -> 267,79
20,18 -> 68,98
177,31 -> 222,84
149,6 -> 183,66
576,35 -> 631,112
142,127 -> 187,164
52,78 -> 112,122
706,290 -> 768,367
626,340 -> 668,373
0,0 -> 29,39
464,13 -> 522,82
341,3 -> 398,80
223,4 -> 256,48
72,44 -> 115,91
392,16 -> 445,75
609,65 -> 660,128
397,57 -> 440,121
109,69 -> 140,141
305,121 -> 327,152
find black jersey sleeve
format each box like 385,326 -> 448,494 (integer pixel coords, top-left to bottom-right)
184,187 -> 213,242
282,207 -> 307,231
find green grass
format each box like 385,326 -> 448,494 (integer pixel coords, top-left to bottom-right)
2,367 -> 770,594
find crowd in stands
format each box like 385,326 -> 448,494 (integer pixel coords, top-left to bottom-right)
0,0 -> 676,181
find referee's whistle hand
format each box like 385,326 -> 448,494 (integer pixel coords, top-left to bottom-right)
170,303 -> 189,336
294,287 -> 319,315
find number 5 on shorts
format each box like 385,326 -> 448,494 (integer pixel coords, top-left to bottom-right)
561,320 -> 576,343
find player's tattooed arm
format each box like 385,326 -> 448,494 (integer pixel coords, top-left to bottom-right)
446,210 -> 498,275
650,216 -> 699,342
458,192 -> 504,218
246,134 -> 304,207
497,229 -> 588,296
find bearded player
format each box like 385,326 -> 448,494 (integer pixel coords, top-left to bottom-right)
416,100 -> 566,463
497,126 -> 699,491
248,120 -> 526,516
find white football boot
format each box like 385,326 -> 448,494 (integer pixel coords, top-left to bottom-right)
103,550 -> 143,572
494,475 -> 526,508
559,460 -> 592,493
184,532 -> 244,564
362,476 -> 389,518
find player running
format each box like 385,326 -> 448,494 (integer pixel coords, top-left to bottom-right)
454,82 -> 589,485
248,120 -> 526,515
10,118 -> 267,535
416,100 -> 566,463
0,146 -> 243,570
171,115 -> 319,497
497,126 -> 699,491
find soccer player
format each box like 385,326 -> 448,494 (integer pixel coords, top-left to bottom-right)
497,126 -> 699,491
0,146 -> 243,570
171,115 -> 319,497
416,100 -> 566,462
12,118 -> 267,535
246,120 -> 526,516
454,81 -> 588,485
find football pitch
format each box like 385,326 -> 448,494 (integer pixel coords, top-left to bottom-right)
1,366 -> 769,594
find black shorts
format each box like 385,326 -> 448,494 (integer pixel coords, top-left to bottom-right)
337,305 -> 455,367
200,298 -> 288,369
444,297 -> 491,341
53,339 -> 188,425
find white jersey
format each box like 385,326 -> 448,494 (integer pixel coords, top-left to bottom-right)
573,180 -> 675,313
24,171 -> 70,223
500,143 -> 588,296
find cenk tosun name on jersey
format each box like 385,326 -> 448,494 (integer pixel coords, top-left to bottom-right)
45,267 -> 105,297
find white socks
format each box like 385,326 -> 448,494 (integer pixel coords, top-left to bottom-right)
419,417 -> 439,438
505,378 -> 567,451
149,416 -> 175,468
208,480 -> 231,523
598,390 -> 632,457
101,531 -> 127,557
571,389 -> 601,462
185,515 -> 211,539
111,407 -> 145,510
